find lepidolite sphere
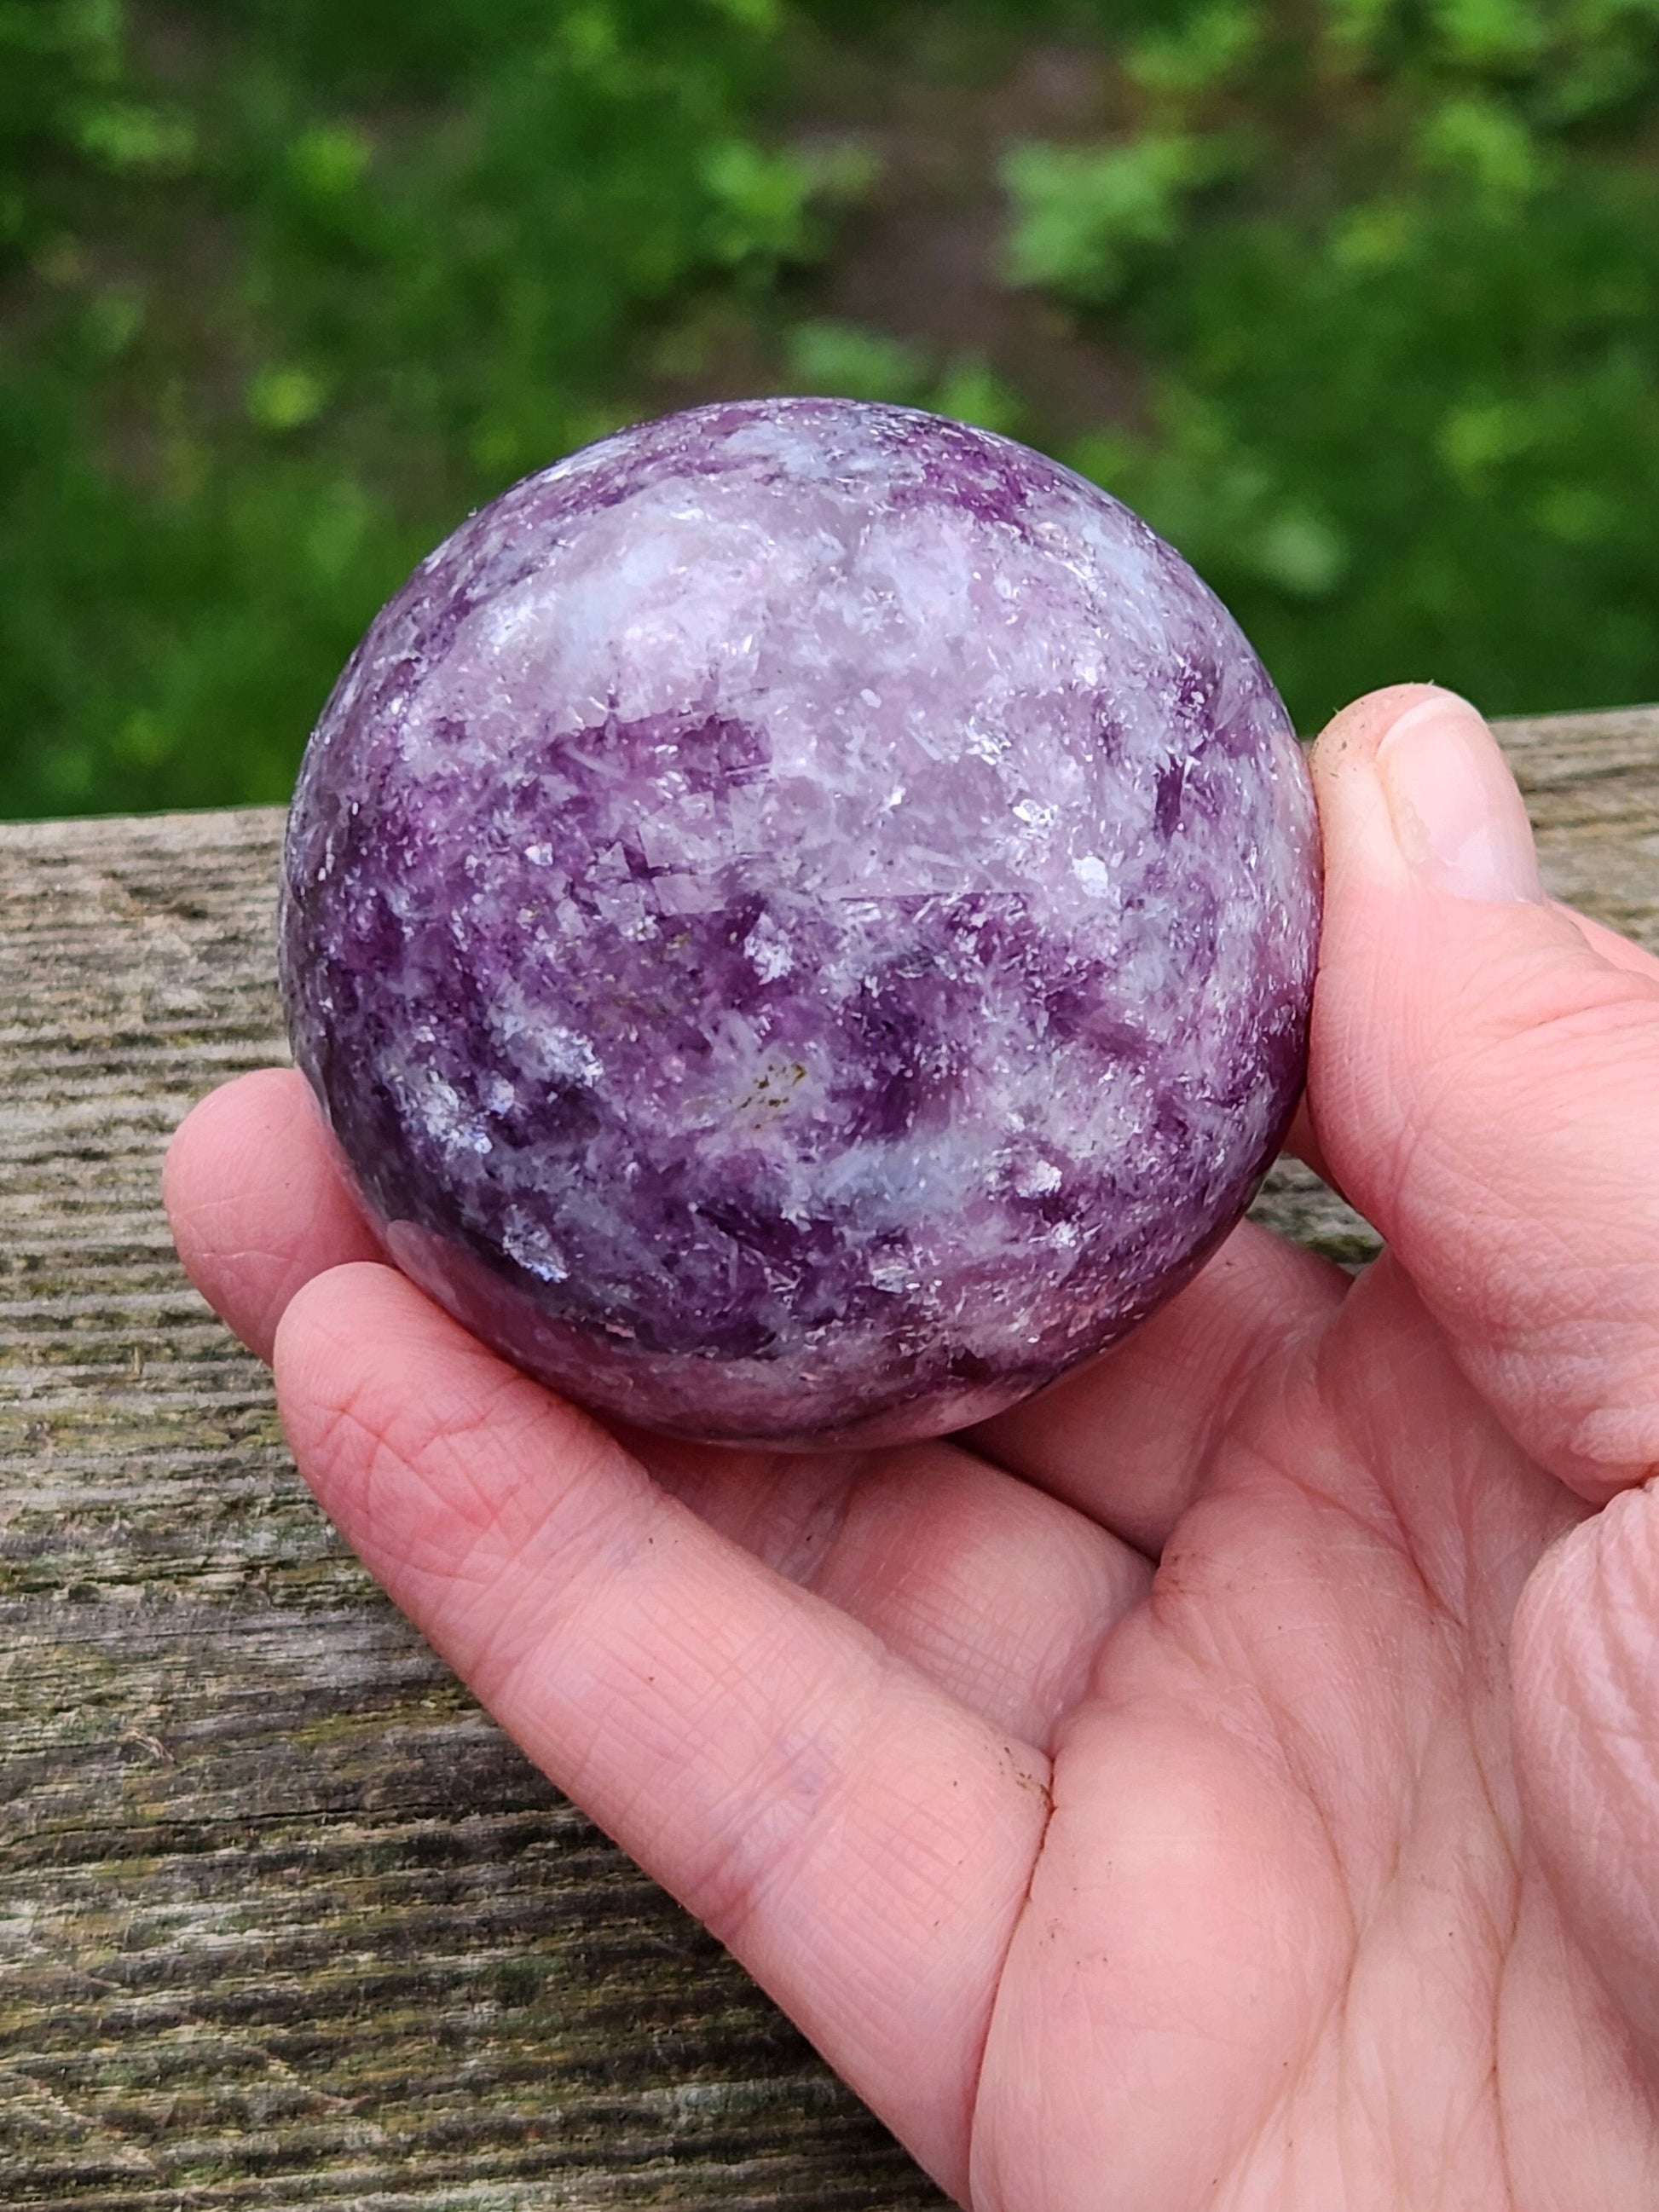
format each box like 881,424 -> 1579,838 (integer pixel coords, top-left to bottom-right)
280,397 -> 1320,1448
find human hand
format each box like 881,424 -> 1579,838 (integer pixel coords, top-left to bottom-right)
165,684 -> 1659,2209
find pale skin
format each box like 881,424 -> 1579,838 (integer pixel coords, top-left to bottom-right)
165,684 -> 1659,2209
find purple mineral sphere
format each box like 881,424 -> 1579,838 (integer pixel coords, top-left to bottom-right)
280,397 -> 1320,1449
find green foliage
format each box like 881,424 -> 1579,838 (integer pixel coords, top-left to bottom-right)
1007,0 -> 1659,725
5,0 -> 1659,817
1002,133 -> 1234,303
1,2 -> 124,251
1,0 -> 846,814
783,319 -> 1029,433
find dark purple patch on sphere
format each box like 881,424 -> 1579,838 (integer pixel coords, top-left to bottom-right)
280,398 -> 1321,1448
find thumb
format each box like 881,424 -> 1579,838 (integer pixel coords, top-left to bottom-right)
1308,683 -> 1659,1502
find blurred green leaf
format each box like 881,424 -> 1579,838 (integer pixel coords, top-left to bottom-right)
1321,0 -> 1399,62
930,355 -> 1028,438
708,0 -> 783,29
1430,0 -> 1545,69
76,100 -> 194,171
246,365 -> 327,433
785,318 -> 929,400
1002,134 -> 1228,303
286,122 -> 372,199
1127,2 -> 1262,96
84,283 -> 142,356
1436,395 -> 1541,488
1416,95 -> 1541,203
1246,508 -> 1350,598
701,137 -> 819,266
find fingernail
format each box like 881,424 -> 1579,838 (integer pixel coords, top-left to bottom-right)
1376,692 -> 1543,903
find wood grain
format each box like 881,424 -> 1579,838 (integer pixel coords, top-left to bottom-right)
3,706 -> 1656,2207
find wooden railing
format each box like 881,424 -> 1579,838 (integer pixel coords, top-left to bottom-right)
3,705 -> 1656,2209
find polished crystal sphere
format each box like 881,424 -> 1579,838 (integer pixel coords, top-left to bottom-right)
280,398 -> 1320,1447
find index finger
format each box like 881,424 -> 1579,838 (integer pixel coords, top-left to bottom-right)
164,1068 -> 381,1361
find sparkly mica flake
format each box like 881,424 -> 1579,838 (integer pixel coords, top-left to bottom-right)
280,397 -> 1321,1448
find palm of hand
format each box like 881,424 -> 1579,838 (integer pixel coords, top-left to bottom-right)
967,1250 -> 1594,2212
166,690 -> 1659,2209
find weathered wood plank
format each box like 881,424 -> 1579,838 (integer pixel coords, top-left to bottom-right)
3,706 -> 1656,2206
0,810 -> 944,2209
